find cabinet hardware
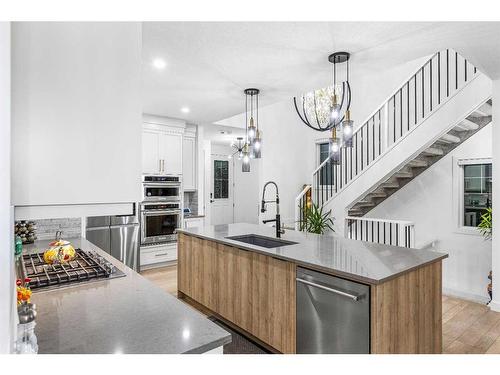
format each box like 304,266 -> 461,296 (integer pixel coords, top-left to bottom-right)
155,252 -> 169,257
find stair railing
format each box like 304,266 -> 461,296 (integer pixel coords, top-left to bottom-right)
294,185 -> 311,231
345,216 -> 415,248
312,49 -> 479,207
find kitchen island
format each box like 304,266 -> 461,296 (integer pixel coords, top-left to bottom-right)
177,223 -> 448,354
21,238 -> 231,354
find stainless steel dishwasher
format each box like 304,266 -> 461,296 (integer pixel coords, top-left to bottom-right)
296,267 -> 370,353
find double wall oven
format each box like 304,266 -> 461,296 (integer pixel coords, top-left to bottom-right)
140,175 -> 182,246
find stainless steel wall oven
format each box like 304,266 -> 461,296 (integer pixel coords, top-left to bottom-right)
140,202 -> 181,245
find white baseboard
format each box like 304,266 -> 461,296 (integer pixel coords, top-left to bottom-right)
443,287 -> 490,305
489,300 -> 500,312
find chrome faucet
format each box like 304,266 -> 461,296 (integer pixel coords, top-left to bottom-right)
261,181 -> 285,238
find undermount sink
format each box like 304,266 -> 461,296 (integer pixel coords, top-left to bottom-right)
225,234 -> 298,249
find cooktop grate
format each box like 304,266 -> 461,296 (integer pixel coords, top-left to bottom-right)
22,249 -> 125,290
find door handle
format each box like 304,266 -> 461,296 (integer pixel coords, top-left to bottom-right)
296,277 -> 362,301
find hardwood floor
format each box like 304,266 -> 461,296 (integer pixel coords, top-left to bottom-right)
140,264 -> 178,297
141,265 -> 500,354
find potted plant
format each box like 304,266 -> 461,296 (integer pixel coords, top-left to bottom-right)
478,207 -> 492,302
299,203 -> 335,235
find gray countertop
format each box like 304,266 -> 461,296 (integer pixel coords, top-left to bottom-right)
177,223 -> 448,285
22,238 -> 231,354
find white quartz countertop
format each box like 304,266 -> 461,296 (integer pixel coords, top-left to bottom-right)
21,238 -> 231,354
177,223 -> 448,285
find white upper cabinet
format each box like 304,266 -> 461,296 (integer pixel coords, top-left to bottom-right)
161,133 -> 183,175
142,130 -> 161,174
182,135 -> 196,191
11,23 -> 142,210
142,115 -> 185,176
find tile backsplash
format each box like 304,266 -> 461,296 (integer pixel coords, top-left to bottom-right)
184,191 -> 198,214
33,217 -> 82,240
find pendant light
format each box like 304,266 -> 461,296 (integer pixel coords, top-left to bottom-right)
293,51 -> 352,132
245,88 -> 262,160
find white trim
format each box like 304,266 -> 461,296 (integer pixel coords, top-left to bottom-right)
489,300 -> 500,312
453,156 -> 492,234
14,203 -> 134,221
314,138 -> 329,169
345,216 -> 414,226
444,287 -> 490,305
142,113 -> 186,129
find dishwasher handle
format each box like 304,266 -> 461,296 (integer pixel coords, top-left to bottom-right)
296,277 -> 362,301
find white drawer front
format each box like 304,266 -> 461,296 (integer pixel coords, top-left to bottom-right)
140,245 -> 177,266
184,217 -> 204,228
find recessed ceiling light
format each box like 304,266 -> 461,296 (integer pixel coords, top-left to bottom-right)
152,58 -> 166,70
180,106 -> 190,114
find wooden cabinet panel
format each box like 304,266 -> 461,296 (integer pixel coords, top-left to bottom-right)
177,233 -> 193,296
251,253 -> 296,354
191,236 -> 217,311
370,261 -> 442,354
217,243 -> 253,332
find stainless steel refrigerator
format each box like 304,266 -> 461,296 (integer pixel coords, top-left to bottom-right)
86,206 -> 140,271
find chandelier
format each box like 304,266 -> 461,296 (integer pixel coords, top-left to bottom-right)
228,88 -> 262,172
293,52 -> 354,164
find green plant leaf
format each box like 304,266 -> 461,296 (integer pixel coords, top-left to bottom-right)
296,203 -> 335,235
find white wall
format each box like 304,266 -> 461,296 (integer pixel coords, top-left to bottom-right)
349,55 -> 430,126
11,23 -> 142,213
367,124 -> 493,303
256,101 -> 318,225
0,22 -> 14,354
233,158 -> 261,224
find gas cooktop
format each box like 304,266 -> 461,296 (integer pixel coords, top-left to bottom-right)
21,249 -> 125,291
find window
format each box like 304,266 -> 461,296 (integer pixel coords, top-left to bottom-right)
213,160 -> 229,199
463,163 -> 492,227
318,142 -> 333,185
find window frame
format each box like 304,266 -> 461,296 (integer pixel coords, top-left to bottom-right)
315,138 -> 334,187
213,159 -> 229,200
453,157 -> 492,236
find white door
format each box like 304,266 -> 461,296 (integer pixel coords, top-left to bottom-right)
209,155 -> 233,225
142,130 -> 160,174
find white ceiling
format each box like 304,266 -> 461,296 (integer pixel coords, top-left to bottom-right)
142,22 -> 500,125
203,123 -> 246,145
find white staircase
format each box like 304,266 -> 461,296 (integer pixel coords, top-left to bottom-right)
295,49 -> 493,244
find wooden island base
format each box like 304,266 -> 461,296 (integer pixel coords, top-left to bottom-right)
177,232 -> 443,354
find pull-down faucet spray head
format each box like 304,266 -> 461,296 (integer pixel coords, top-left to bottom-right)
261,181 -> 279,213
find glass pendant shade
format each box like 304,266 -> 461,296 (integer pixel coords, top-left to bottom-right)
341,110 -> 354,148
248,117 -> 256,141
342,120 -> 353,147
252,129 -> 262,159
329,132 -> 341,165
242,152 -> 251,172
330,94 -> 341,125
